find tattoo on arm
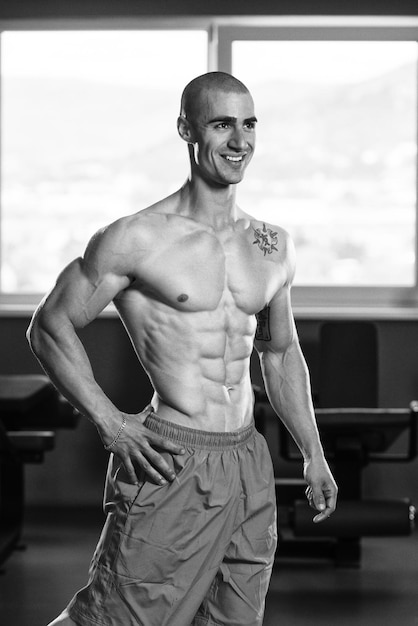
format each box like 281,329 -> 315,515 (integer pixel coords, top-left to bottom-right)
255,305 -> 271,341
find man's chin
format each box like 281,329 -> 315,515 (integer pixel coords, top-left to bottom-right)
216,166 -> 248,186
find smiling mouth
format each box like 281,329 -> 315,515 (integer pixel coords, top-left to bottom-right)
224,155 -> 245,163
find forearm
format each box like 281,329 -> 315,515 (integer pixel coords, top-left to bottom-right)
27,307 -> 187,486
27,308 -> 118,440
259,340 -> 324,461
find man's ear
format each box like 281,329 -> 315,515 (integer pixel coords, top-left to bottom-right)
177,116 -> 194,143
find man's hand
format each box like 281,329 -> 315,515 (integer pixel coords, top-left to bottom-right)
102,407 -> 185,485
303,456 -> 338,523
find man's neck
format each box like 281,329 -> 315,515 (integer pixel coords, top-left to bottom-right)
178,178 -> 239,231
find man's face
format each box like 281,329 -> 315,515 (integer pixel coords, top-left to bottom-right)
189,88 -> 257,186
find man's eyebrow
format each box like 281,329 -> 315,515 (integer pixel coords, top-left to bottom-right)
207,115 -> 258,124
208,116 -> 237,124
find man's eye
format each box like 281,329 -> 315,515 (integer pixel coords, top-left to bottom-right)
216,122 -> 230,129
245,122 -> 256,130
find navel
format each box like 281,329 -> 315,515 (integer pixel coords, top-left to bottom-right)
177,293 -> 189,303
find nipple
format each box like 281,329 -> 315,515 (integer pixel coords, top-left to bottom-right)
177,293 -> 189,303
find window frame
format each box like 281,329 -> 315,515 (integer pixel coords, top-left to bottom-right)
1,16 -> 418,314
215,20 -> 418,310
0,17 -> 214,309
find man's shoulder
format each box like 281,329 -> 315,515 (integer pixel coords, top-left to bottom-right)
239,208 -> 290,243
89,201 -> 198,270
250,218 -> 289,240
93,203 -> 174,247
240,213 -> 295,286
246,215 -> 294,256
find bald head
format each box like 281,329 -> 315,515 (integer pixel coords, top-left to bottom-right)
180,72 -> 250,122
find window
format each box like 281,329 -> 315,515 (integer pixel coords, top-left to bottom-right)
2,19 -> 418,310
1,29 -> 207,293
233,40 -> 417,288
216,22 -> 418,307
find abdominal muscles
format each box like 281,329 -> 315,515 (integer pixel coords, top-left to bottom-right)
128,299 -> 257,431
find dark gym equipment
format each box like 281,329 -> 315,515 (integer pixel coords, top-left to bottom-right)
0,375 -> 79,566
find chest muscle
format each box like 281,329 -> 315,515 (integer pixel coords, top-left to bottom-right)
129,226 -> 280,314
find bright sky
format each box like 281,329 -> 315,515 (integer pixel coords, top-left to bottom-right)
234,40 -> 418,84
1,31 -> 208,88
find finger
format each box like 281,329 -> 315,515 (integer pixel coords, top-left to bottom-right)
133,452 -> 170,486
311,489 -> 326,513
138,410 -> 185,455
148,433 -> 185,455
313,508 -> 332,524
313,487 -> 337,523
324,487 -> 338,515
123,456 -> 142,486
305,487 -> 316,509
143,445 -> 178,482
313,499 -> 335,523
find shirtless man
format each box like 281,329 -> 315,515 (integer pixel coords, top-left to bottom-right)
27,71 -> 337,626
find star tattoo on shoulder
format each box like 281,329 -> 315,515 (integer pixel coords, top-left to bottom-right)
253,223 -> 279,256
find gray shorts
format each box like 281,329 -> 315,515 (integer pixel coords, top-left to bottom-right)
67,414 -> 277,626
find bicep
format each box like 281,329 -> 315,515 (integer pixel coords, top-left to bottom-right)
255,229 -> 297,355
39,254 -> 130,330
254,285 -> 296,356
47,222 -> 135,327
255,289 -> 309,406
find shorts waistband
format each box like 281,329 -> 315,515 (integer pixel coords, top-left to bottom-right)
144,412 -> 256,450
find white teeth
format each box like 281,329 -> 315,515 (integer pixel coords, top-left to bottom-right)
225,155 -> 243,162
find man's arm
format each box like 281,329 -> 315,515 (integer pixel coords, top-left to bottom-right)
255,246 -> 337,522
27,221 -> 184,485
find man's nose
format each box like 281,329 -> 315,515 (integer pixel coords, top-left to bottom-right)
229,127 -> 247,151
